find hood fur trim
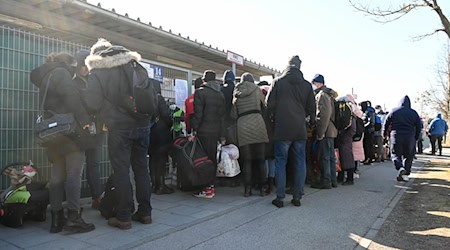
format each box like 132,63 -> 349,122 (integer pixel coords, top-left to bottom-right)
85,51 -> 141,70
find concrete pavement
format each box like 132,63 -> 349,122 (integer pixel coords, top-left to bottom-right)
0,154 -> 432,249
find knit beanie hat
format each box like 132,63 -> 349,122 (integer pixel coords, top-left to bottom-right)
312,74 -> 325,84
288,55 -> 302,68
202,70 -> 216,82
240,72 -> 255,83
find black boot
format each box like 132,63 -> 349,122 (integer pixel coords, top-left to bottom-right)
155,176 -> 174,195
265,177 -> 274,195
64,208 -> 95,233
244,185 -> 252,197
50,209 -> 66,233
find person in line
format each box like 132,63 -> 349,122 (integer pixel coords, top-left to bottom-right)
185,77 -> 203,134
231,73 -> 269,197
360,101 -> 376,165
336,96 -> 356,185
312,74 -> 338,189
149,81 -> 174,195
73,49 -> 104,209
346,94 -> 365,179
258,81 -> 275,194
374,105 -> 387,162
191,70 -> 226,198
267,55 -> 316,208
427,113 -> 448,156
30,52 -> 95,234
85,39 -> 152,229
383,95 -> 421,182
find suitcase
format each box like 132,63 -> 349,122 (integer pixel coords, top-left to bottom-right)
170,137 -> 216,191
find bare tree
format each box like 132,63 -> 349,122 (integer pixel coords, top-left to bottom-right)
416,45 -> 450,119
349,0 -> 450,40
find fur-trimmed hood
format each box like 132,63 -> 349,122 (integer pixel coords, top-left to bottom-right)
85,50 -> 141,70
85,38 -> 141,70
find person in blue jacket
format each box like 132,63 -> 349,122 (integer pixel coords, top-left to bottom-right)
427,113 -> 448,156
383,96 -> 421,182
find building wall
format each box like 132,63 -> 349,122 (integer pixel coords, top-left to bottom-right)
0,25 -> 190,193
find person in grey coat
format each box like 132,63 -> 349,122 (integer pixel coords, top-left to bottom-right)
231,73 -> 269,197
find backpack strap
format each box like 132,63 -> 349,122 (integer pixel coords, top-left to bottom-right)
39,74 -> 53,112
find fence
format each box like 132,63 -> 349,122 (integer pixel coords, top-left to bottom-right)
0,25 -> 191,193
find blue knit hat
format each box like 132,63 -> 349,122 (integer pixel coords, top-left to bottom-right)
312,74 -> 325,84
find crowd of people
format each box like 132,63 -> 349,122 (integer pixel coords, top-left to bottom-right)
29,38 -> 446,233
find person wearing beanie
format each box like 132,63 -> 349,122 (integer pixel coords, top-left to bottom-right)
84,38 -> 152,229
311,74 -> 338,189
231,72 -> 269,197
267,55 -> 316,208
191,70 -> 226,198
73,49 -> 105,211
221,70 -> 236,143
359,100 -> 377,165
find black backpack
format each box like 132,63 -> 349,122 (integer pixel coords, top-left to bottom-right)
121,61 -> 159,119
334,100 -> 353,130
353,116 -> 365,141
99,175 -> 117,219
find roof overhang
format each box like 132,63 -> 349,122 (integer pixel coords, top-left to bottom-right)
0,0 -> 280,78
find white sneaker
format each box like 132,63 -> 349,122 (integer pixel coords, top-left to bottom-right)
396,167 -> 406,181
354,173 -> 360,179
402,175 -> 410,182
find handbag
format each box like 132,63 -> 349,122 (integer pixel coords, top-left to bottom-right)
216,144 -> 241,177
34,74 -> 78,146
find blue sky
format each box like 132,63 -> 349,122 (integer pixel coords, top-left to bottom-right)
90,0 -> 449,112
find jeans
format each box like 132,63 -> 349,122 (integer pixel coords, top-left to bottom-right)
49,150 -> 84,212
318,138 -> 337,185
266,159 -> 275,178
274,140 -> 306,200
108,126 -> 152,221
391,135 -> 415,173
85,133 -> 105,199
430,135 -> 443,155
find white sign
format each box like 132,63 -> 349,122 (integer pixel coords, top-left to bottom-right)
175,79 -> 188,107
226,51 -> 244,66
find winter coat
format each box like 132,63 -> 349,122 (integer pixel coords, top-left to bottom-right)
315,86 -> 338,139
184,93 -> 195,133
337,118 -> 356,170
30,62 -> 91,156
384,96 -> 421,140
428,114 -> 448,136
343,94 -> 365,161
267,67 -> 316,141
231,81 -> 269,147
360,102 -> 376,134
150,95 -> 173,155
84,48 -> 151,130
191,80 -> 226,137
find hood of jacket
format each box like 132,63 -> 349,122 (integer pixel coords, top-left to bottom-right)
316,86 -> 337,98
223,70 -> 235,83
85,47 -> 141,70
30,62 -> 73,88
234,81 -> 258,98
398,95 -> 411,109
203,80 -> 221,92
281,66 -> 305,85
437,113 -> 442,119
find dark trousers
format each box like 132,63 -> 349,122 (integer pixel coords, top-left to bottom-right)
430,135 -> 443,155
108,126 -> 152,221
150,153 -> 168,189
391,135 -> 416,173
198,134 -> 219,186
85,133 -> 105,199
363,133 -> 375,161
239,143 -> 265,186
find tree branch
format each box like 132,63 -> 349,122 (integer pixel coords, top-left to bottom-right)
349,0 -> 429,23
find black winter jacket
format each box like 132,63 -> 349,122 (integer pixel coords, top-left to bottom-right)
149,95 -> 173,155
30,62 -> 91,154
267,67 -> 316,141
384,96 -> 421,140
191,80 -> 226,137
84,49 -> 150,130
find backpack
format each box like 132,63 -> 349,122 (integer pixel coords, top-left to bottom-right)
334,100 -> 353,130
121,61 -> 159,119
353,116 -> 365,141
374,115 -> 382,131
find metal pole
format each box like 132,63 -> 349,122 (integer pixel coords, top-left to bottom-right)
232,63 -> 236,77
